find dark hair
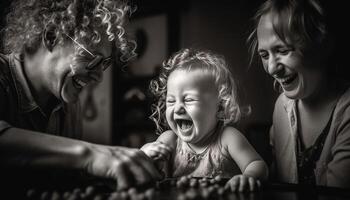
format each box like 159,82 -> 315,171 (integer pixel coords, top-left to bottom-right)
2,0 -> 136,61
247,0 -> 329,66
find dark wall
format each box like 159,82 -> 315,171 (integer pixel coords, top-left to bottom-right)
178,0 -> 278,131
111,0 -> 278,148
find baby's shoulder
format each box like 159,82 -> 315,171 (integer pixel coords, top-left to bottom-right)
220,126 -> 246,146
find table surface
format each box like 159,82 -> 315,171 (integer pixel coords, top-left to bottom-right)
1,171 -> 350,200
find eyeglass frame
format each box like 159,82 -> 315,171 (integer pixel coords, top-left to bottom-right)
64,33 -> 113,71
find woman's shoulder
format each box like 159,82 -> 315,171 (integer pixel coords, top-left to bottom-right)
337,86 -> 350,103
0,53 -> 18,85
0,53 -> 9,65
331,84 -> 350,110
333,86 -> 350,116
0,53 -> 10,79
0,53 -> 15,95
329,86 -> 350,142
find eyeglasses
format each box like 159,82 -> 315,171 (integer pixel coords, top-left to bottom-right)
65,34 -> 113,71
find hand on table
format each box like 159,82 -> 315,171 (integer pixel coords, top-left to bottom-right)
225,175 -> 261,192
84,144 -> 162,190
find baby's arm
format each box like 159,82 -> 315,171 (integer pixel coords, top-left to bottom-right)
221,127 -> 268,192
141,130 -> 177,161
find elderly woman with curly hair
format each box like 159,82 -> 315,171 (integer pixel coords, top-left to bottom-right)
0,0 -> 161,190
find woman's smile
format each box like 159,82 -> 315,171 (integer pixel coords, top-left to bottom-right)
278,74 -> 298,91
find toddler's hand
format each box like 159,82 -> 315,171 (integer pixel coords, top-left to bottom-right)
141,141 -> 173,161
225,175 -> 261,192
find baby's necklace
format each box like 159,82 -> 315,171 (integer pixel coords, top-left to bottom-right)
186,142 -> 210,155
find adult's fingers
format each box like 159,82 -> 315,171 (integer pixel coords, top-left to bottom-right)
133,150 -> 162,180
121,149 -> 161,181
106,147 -> 162,190
120,151 -> 153,186
114,162 -> 132,190
106,148 -> 153,189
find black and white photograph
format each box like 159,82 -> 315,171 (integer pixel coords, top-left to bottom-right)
0,0 -> 349,199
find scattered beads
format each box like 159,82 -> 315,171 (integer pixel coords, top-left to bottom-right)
23,175 -> 233,200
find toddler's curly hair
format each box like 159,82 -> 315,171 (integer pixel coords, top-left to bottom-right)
2,0 -> 136,62
150,48 -> 244,134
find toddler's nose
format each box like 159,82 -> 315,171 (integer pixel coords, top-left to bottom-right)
174,103 -> 186,114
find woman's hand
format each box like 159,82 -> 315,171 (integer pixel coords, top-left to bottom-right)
83,144 -> 162,190
140,141 -> 173,161
225,175 -> 261,192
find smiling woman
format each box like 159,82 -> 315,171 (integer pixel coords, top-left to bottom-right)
256,11 -> 324,100
247,0 -> 350,188
59,33 -> 113,103
0,0 -> 162,191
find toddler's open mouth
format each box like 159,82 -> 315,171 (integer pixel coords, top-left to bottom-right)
175,119 -> 193,132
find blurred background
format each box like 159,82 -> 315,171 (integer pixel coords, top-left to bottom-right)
0,0 -> 278,162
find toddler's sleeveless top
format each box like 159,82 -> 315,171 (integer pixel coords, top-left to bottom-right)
170,131 -> 241,178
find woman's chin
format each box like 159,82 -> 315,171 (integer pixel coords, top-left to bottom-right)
283,83 -> 304,99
